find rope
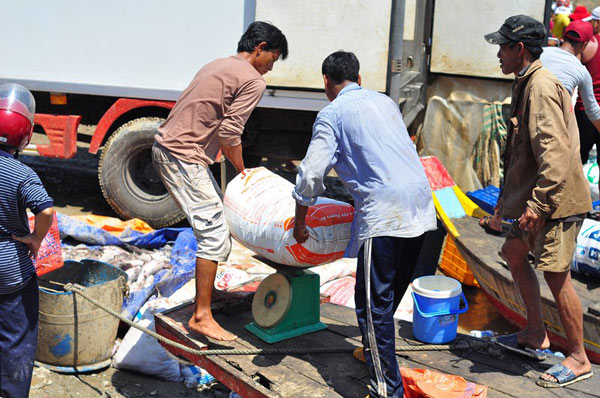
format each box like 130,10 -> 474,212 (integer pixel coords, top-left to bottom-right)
50,281 -> 491,357
472,102 -> 507,187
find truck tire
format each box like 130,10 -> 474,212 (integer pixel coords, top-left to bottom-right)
98,117 -> 185,228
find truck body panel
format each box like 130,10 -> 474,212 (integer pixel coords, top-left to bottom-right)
255,0 -> 393,93
0,0 -> 553,226
3,0 -> 398,110
2,0 -> 250,101
430,0 -> 548,78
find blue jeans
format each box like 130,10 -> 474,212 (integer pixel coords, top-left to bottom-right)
355,235 -> 424,398
0,275 -> 39,398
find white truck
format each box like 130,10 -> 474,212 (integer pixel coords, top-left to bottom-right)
0,0 -> 551,226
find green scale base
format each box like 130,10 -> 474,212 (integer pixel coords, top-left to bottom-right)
245,269 -> 327,344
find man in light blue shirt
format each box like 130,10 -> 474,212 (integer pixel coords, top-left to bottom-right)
293,51 -> 436,398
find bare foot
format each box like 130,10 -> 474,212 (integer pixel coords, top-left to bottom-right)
540,355 -> 592,383
188,316 -> 237,341
479,215 -> 502,234
517,329 -> 550,350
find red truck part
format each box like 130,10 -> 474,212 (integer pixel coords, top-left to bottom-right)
89,98 -> 174,155
34,114 -> 81,159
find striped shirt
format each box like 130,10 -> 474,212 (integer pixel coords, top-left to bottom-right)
0,149 -> 53,294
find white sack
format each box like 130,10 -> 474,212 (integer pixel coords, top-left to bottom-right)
583,162 -> 599,203
112,280 -> 196,381
572,218 -> 600,279
224,167 -> 354,267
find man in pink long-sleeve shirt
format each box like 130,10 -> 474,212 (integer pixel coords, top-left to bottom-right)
153,21 -> 288,341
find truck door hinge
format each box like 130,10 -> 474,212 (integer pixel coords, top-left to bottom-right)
391,59 -> 402,73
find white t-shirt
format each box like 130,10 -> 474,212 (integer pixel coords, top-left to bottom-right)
541,46 -> 600,121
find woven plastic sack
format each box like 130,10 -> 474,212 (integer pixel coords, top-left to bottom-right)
28,211 -> 63,275
400,367 -> 488,398
583,163 -> 599,202
572,218 -> 600,279
224,167 -> 354,267
320,276 -> 356,307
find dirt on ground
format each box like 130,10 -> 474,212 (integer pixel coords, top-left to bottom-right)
29,365 -> 232,398
20,144 -> 349,398
21,149 -> 236,398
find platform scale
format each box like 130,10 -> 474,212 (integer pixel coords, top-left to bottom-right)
245,268 -> 327,343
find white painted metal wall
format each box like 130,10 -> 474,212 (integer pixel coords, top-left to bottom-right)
430,1 -> 547,79
255,0 -> 393,93
0,0 -> 250,100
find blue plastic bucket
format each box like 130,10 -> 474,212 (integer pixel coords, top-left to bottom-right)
411,275 -> 468,344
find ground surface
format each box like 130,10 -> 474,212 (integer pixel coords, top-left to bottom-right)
30,366 -> 232,398
20,142 -> 513,397
22,148 -> 235,398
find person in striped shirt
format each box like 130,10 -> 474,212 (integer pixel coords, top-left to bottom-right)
0,83 -> 53,398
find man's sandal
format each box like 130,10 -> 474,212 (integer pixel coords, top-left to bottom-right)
536,363 -> 593,388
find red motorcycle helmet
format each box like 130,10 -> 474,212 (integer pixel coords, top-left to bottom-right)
0,83 -> 35,152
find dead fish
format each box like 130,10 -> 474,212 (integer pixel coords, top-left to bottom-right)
143,274 -> 154,288
129,259 -> 144,268
125,267 -> 140,283
138,253 -> 153,263
142,260 -> 165,277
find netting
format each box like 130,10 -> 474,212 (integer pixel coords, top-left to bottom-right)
416,75 -> 511,192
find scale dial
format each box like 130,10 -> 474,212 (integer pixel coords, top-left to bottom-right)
252,273 -> 292,328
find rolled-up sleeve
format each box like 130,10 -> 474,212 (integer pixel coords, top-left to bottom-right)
292,114 -> 338,206
218,78 -> 266,147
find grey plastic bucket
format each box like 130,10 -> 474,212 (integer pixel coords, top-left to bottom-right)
35,259 -> 127,372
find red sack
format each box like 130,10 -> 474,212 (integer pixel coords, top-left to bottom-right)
28,211 -> 63,276
400,367 -> 488,398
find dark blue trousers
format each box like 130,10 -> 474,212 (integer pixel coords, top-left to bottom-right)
355,235 -> 424,398
0,276 -> 39,398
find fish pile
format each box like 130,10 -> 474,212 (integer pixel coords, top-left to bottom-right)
61,244 -> 173,292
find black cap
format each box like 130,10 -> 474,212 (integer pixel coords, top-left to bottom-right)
484,15 -> 547,47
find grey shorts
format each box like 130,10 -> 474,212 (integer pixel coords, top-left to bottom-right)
152,143 -> 231,262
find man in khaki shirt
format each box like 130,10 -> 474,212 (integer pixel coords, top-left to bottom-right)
485,15 -> 592,388
153,21 -> 288,341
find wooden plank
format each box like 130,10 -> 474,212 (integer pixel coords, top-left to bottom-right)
154,312 -> 278,398
452,215 -> 600,364
157,296 -> 364,397
156,291 -> 600,397
322,303 -> 600,397
212,308 -> 365,398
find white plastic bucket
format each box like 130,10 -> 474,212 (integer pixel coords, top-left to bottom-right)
411,275 -> 468,344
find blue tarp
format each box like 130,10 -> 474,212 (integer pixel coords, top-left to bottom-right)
57,213 -> 188,249
122,228 -> 198,320
56,214 -> 197,319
